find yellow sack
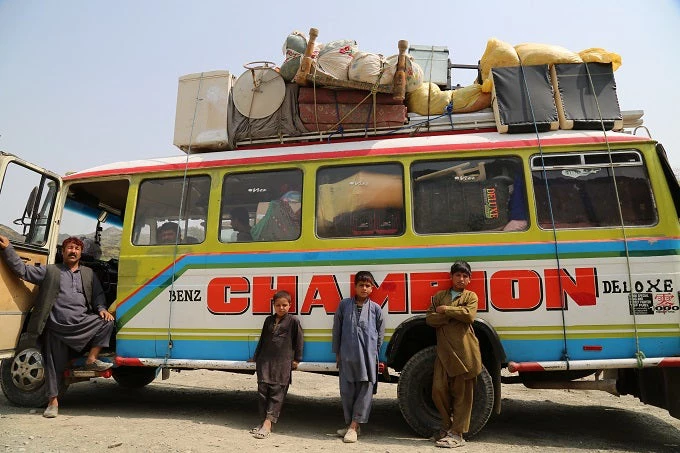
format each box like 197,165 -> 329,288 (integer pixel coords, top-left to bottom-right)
480,38 -> 519,93
514,42 -> 582,66
406,82 -> 491,116
579,48 -> 622,71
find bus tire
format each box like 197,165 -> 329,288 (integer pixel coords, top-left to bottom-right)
112,366 -> 158,388
397,345 -> 494,438
0,347 -> 60,407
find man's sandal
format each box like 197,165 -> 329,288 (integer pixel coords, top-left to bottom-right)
249,425 -> 261,434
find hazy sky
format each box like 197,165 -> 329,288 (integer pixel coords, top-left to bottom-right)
1,0 -> 679,174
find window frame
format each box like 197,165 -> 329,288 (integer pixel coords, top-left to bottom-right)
530,149 -> 658,230
410,155 -> 527,235
315,162 -> 406,239
219,168 -> 303,243
132,174 -> 211,246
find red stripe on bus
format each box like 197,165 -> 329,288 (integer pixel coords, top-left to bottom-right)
507,361 -> 545,373
658,357 -> 680,367
115,356 -> 145,367
64,134 -> 644,180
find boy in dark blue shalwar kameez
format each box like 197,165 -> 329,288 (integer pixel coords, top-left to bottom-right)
332,271 -> 385,443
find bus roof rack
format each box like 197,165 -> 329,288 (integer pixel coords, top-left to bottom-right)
233,109 -> 645,148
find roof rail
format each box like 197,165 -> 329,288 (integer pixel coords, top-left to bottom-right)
233,109 -> 644,148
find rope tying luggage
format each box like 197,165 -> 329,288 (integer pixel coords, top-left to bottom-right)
517,60 -> 570,366
583,62 -> 644,365
163,72 -> 203,365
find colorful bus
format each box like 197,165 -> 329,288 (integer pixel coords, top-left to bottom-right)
1,112 -> 679,436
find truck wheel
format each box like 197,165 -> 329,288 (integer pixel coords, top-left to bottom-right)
112,366 -> 158,388
0,347 -> 50,407
397,345 -> 494,438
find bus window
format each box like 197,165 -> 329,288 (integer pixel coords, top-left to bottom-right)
0,161 -> 58,246
220,169 -> 302,242
132,176 -> 210,245
532,150 -> 657,229
411,157 -> 526,234
316,163 -> 404,238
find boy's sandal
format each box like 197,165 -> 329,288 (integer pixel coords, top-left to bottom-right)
342,428 -> 358,443
336,425 -> 360,437
253,428 -> 270,439
435,434 -> 465,448
249,425 -> 261,434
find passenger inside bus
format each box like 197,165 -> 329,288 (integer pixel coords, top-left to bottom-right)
230,207 -> 253,242
157,221 -> 181,244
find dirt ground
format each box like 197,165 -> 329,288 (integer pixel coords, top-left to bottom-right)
1,369 -> 679,453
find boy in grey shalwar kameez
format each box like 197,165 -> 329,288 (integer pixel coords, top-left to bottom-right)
332,271 -> 385,443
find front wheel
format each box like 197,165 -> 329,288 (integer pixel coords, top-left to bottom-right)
1,347 -> 57,407
397,345 -> 494,438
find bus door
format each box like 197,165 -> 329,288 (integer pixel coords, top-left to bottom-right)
0,153 -> 62,358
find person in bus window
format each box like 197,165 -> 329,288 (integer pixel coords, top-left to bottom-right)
157,222 -> 181,244
248,290 -> 304,439
230,207 -> 253,242
426,260 -> 482,448
332,271 -> 385,443
0,235 -> 115,419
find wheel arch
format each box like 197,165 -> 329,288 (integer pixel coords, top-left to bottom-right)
386,315 -> 506,414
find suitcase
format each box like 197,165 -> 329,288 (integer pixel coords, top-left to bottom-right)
491,65 -> 559,134
551,62 -> 623,131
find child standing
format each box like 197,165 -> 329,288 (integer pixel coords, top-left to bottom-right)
426,260 -> 482,448
249,290 -> 304,439
332,271 -> 385,443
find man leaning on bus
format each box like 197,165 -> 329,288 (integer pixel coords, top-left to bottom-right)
0,235 -> 115,419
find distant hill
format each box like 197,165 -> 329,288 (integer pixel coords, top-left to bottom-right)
59,227 -> 122,260
0,224 -> 25,242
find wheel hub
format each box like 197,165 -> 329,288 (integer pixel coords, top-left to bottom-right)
10,348 -> 45,391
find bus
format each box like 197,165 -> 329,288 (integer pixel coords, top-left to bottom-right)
1,111 -> 679,437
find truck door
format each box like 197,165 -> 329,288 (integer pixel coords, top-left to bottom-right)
0,153 -> 62,359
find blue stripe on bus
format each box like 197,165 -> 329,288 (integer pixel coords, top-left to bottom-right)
116,339 -> 389,363
115,238 -> 680,318
503,337 -> 680,362
116,337 -> 676,365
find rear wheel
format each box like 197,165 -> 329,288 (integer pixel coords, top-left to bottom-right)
111,366 -> 158,388
0,347 -> 68,407
397,345 -> 494,438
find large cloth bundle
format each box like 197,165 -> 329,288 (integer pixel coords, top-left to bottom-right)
479,38 -> 621,93
280,31 -> 311,82
316,39 -> 358,81
406,82 -> 491,116
348,51 -> 396,85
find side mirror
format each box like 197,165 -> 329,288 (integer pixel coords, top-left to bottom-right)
13,186 -> 39,235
